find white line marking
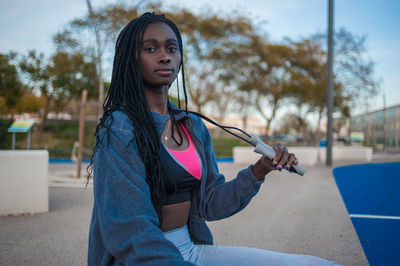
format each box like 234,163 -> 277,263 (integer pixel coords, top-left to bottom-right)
350,214 -> 400,220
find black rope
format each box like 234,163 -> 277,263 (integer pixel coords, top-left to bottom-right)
188,111 -> 253,145
176,78 -> 181,109
181,67 -> 188,113
168,107 -> 183,146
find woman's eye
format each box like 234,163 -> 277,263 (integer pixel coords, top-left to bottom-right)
167,46 -> 178,54
144,47 -> 155,53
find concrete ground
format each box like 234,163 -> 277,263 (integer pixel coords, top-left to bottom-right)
1,153 -> 399,265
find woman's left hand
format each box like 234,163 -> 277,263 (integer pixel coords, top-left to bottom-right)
251,143 -> 298,180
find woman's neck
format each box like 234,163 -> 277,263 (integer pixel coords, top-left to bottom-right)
144,86 -> 169,115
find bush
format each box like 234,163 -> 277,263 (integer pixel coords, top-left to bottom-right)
211,138 -> 247,158
0,119 -> 13,149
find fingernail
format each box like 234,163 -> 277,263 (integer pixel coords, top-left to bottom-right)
277,166 -> 282,171
272,163 -> 277,167
284,166 -> 289,170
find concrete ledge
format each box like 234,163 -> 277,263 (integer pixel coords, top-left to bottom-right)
285,147 -> 319,166
233,146 -> 373,165
233,146 -> 319,166
0,150 -> 49,215
319,147 -> 373,162
233,147 -> 263,164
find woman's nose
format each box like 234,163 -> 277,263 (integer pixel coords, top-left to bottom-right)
158,50 -> 171,64
159,56 -> 171,64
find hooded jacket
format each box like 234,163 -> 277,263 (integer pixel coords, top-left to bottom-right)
88,104 -> 264,265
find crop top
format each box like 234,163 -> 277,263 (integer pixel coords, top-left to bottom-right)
160,123 -> 202,206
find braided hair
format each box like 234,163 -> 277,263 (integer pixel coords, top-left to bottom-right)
88,12 -> 251,223
88,12 -> 187,222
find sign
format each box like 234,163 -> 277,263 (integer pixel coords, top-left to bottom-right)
8,119 -> 35,133
350,131 -> 364,142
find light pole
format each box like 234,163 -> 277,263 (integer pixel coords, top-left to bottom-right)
326,0 -> 334,166
383,90 -> 386,152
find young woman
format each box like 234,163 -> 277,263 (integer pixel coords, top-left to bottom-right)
88,12 -> 338,265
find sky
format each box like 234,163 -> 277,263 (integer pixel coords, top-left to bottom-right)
0,0 -> 399,113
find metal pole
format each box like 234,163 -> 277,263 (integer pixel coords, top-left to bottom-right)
383,91 -> 386,152
77,89 -> 88,178
396,106 -> 399,149
326,0 -> 334,166
12,132 -> 16,150
27,131 -> 31,150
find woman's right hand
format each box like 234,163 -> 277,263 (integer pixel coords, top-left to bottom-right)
251,143 -> 298,180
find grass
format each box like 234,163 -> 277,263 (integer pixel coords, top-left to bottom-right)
212,137 -> 248,158
0,119 -> 13,149
0,119 -> 96,159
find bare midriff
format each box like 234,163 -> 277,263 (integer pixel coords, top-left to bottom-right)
160,200 -> 191,232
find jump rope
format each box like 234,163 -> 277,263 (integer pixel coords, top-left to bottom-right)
170,79 -> 306,176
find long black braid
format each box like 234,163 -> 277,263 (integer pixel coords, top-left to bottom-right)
87,13 -> 186,222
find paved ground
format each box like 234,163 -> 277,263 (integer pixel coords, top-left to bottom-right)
1,153 -> 399,265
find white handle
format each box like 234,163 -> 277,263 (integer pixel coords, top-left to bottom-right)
250,135 -> 306,176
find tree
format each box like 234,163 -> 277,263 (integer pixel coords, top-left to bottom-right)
19,50 -> 53,130
184,65 -> 216,113
166,9 -> 256,117
0,52 -> 24,114
19,50 -> 97,130
310,28 -> 380,114
233,90 -> 255,133
283,39 -> 336,144
53,1 -> 149,116
13,93 -> 44,114
224,34 -> 296,137
285,28 -> 379,144
277,112 -> 311,138
50,51 -> 97,114
53,4 -> 259,123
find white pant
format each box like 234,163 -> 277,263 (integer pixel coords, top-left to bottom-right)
163,225 -> 339,266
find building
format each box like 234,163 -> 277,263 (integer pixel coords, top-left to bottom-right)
350,104 -> 400,150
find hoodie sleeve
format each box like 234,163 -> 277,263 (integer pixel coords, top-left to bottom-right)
195,118 -> 265,221
92,111 -> 193,265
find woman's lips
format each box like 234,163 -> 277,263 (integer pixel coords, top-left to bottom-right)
155,68 -> 174,76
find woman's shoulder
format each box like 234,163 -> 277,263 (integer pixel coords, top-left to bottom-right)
187,112 -> 204,128
110,109 -> 130,123
186,112 -> 210,141
102,110 -> 135,135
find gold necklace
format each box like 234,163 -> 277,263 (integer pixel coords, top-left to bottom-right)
163,119 -> 171,141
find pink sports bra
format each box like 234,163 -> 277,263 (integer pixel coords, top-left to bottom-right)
165,123 -> 202,180
160,122 -> 202,206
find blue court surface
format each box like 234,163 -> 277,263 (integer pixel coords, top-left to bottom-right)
333,162 -> 400,266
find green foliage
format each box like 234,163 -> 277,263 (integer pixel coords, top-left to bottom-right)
0,52 -> 24,113
211,137 -> 247,158
0,119 -> 13,148
0,118 -> 97,158
13,93 -> 44,113
50,51 -> 97,100
18,49 -> 97,124
41,120 -> 97,159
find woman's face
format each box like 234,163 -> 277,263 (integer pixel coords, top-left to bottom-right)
140,22 -> 181,91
